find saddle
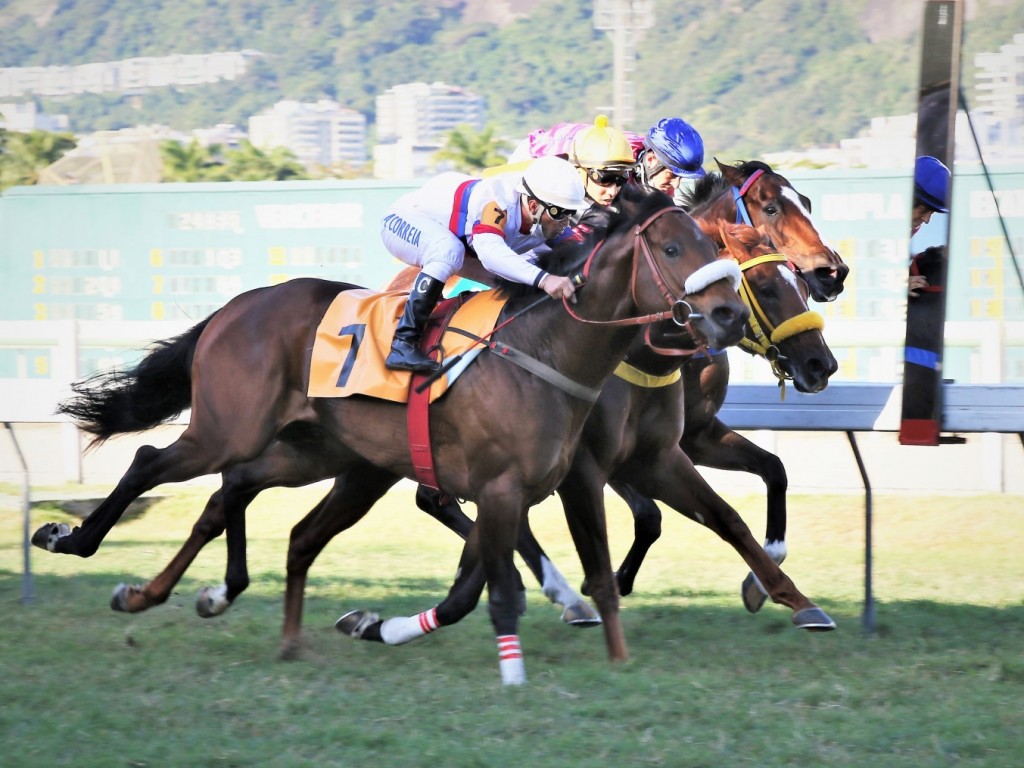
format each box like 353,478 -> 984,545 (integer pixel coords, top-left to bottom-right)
308,287 -> 508,490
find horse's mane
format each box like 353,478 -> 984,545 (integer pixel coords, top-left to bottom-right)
495,183 -> 675,301
679,159 -> 773,215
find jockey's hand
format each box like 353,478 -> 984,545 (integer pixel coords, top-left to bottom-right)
908,274 -> 929,298
541,274 -> 577,303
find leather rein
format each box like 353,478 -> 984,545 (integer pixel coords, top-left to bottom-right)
561,205 -> 739,330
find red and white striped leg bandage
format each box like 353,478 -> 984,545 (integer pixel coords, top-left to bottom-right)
497,634 -> 526,685
379,608 -> 440,645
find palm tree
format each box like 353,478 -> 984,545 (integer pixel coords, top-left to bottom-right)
159,139 -> 222,182
0,128 -> 76,189
220,141 -> 307,181
432,124 -> 512,173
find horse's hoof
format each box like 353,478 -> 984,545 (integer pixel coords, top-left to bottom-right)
335,610 -> 380,640
196,585 -> 231,618
792,607 -> 837,632
741,572 -> 768,614
31,522 -> 72,552
278,638 -> 302,661
111,583 -> 136,612
561,601 -> 602,627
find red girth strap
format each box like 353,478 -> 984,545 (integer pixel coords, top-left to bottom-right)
407,297 -> 464,490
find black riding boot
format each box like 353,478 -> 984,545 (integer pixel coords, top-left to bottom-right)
385,272 -> 444,372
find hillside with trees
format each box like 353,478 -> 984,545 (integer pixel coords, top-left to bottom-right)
1,0 -> 1020,158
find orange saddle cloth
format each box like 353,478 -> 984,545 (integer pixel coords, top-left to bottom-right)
307,288 -> 507,402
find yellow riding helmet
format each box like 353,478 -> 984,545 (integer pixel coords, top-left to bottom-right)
570,115 -> 635,172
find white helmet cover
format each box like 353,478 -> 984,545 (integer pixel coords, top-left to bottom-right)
517,155 -> 589,211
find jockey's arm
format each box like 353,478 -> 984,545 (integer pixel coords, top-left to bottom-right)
471,231 -> 549,289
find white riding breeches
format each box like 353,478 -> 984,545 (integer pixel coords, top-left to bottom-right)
380,204 -> 465,283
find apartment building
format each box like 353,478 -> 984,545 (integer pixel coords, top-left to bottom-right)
248,100 -> 368,169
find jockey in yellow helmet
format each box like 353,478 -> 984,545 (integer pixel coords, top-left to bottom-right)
569,115 -> 636,207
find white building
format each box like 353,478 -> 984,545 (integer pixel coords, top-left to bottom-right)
0,102 -> 70,132
192,123 -> 248,149
248,100 -> 367,169
376,81 -> 485,146
973,33 -> 1024,163
374,81 -> 485,178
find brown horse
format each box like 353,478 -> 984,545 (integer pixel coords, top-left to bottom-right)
36,184 -> 749,684
96,161 -> 844,631
417,160 -> 849,617
336,223 -> 838,646
695,159 -> 848,302
605,159 -> 848,610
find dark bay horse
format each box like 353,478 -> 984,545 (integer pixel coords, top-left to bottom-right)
91,161 -> 845,631
36,184 -> 750,685
606,159 -> 849,610
336,223 -> 837,645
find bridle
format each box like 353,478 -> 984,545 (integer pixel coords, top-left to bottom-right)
562,204 -> 741,329
735,252 -> 825,393
732,168 -> 766,226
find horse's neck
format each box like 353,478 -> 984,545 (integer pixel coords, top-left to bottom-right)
498,280 -> 644,392
622,327 -> 696,377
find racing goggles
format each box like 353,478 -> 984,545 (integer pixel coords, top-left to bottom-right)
586,168 -> 630,188
522,180 -> 577,221
538,201 -> 576,221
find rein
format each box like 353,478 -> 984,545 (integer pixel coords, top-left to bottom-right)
563,205 -> 741,329
735,252 -> 825,397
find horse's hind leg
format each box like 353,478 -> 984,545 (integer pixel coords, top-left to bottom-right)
34,431 -> 241,558
415,485 -> 599,626
337,528 -> 489,645
280,465 -> 399,660
603,480 -> 663,598
111,485 -> 233,613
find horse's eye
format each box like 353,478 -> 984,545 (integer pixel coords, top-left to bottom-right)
664,244 -> 679,258
763,204 -> 779,217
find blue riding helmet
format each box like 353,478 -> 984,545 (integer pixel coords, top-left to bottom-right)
914,155 -> 951,213
644,117 -> 705,178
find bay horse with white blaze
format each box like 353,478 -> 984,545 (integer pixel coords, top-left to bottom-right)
37,184 -> 748,685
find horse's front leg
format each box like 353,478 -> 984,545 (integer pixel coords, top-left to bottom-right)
556,458 -> 628,664
475,488 -> 532,685
624,449 -> 834,631
683,419 -> 789,613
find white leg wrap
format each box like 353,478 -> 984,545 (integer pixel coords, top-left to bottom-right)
764,540 -> 788,565
379,608 -> 439,646
497,635 -> 526,685
540,557 -> 584,608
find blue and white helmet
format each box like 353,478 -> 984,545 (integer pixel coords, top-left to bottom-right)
643,118 -> 705,179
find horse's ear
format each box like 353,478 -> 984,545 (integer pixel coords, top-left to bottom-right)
718,223 -> 743,259
715,158 -> 742,186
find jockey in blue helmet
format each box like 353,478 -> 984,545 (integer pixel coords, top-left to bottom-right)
911,155 -> 950,236
635,117 -> 706,196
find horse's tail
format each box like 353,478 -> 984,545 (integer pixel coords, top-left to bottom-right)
56,313 -> 217,446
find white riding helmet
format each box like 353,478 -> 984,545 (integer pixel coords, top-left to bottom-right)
517,155 -> 589,213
